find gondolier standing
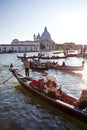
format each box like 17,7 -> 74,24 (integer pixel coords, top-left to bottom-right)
23,53 -> 30,77
38,52 -> 41,63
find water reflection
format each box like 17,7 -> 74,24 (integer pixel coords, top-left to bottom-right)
0,52 -> 87,130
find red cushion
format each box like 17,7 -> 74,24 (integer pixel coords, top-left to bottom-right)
31,80 -> 38,87
38,79 -> 43,84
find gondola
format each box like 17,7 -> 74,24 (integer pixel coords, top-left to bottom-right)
9,66 -> 87,123
52,51 -> 61,54
65,54 -> 78,57
46,61 -> 84,71
40,55 -> 66,59
30,64 -> 48,71
17,55 -> 40,59
17,54 -> 45,59
49,64 -> 84,71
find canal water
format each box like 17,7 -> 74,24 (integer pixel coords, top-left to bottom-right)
0,52 -> 87,130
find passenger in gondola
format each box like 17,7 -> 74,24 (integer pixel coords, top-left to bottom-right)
62,61 -> 65,66
82,61 -> 85,67
78,89 -> 87,109
41,79 -> 60,98
38,78 -> 46,91
45,80 -> 61,99
30,61 -> 36,67
31,79 -> 39,90
31,78 -> 46,91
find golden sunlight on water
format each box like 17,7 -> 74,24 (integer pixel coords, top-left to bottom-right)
0,53 -> 87,130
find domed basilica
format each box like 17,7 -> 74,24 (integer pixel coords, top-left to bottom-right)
1,27 -> 55,53
33,27 -> 55,51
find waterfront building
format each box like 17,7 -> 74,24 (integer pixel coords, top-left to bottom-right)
0,40 -> 40,53
34,27 -> 55,51
0,27 -> 55,53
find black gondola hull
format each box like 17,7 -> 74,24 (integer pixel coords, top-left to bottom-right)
10,68 -> 87,123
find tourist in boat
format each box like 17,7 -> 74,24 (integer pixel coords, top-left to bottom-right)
23,56 -> 30,77
38,78 -> 47,91
31,78 -> 47,91
82,61 -> 85,67
44,80 -> 61,99
30,60 -> 36,67
62,61 -> 65,66
40,76 -> 61,98
78,89 -> 87,109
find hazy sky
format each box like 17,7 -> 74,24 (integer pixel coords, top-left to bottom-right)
1,0 -> 87,44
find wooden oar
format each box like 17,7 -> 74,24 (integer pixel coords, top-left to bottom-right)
1,67 -> 24,84
2,75 -> 13,84
42,70 -> 48,76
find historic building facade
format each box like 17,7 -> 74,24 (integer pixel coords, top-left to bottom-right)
34,27 -> 55,51
0,27 -> 55,53
0,40 -> 40,53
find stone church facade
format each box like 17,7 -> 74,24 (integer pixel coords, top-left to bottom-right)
0,27 -> 55,53
33,27 -> 55,51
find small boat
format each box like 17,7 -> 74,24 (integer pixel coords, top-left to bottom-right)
9,66 -> 87,123
47,61 -> 84,71
40,55 -> 66,59
17,55 -> 40,59
17,53 -> 45,59
30,64 -> 48,71
30,60 -> 49,71
52,51 -> 61,54
64,50 -> 78,57
65,53 -> 78,57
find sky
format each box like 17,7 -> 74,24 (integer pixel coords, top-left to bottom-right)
1,0 -> 87,45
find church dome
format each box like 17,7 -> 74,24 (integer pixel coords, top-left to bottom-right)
41,27 -> 51,40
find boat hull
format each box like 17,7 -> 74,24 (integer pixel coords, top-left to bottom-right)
30,66 -> 48,71
40,56 -> 66,59
10,68 -> 87,123
50,65 -> 84,71
18,78 -> 87,123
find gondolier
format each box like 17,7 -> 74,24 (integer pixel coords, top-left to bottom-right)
23,56 -> 30,77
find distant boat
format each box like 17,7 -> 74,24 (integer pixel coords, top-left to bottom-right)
45,61 -> 85,71
17,53 -> 45,59
40,55 -> 66,59
52,51 -> 61,54
65,53 -> 78,57
64,50 -> 78,57
30,62 -> 48,71
17,55 -> 38,59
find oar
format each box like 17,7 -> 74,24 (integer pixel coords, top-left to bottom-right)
2,75 -> 13,84
1,67 -> 24,84
42,70 -> 48,76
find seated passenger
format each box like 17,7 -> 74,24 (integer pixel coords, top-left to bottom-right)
31,79 -> 40,90
38,78 -> 45,91
43,80 -> 51,93
43,80 -> 60,97
32,78 -> 47,91
78,89 -> 87,109
45,80 -> 58,98
82,61 -> 85,67
62,61 -> 65,66
49,81 -> 61,93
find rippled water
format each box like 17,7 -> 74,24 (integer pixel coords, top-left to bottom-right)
0,52 -> 87,130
